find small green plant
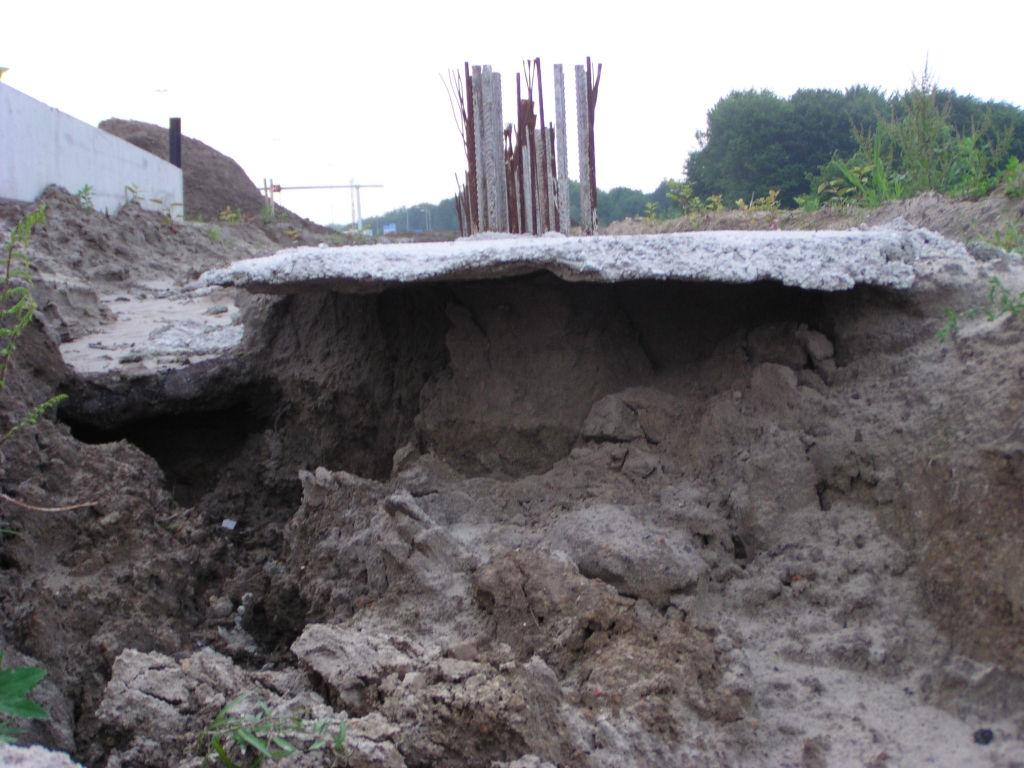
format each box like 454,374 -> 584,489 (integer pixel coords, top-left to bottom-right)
220,206 -> 246,225
991,220 -> 1024,254
284,228 -> 301,244
259,206 -> 286,225
205,227 -> 222,243
736,189 -> 780,213
664,180 -> 723,228
804,68 -> 1016,210
813,159 -> 878,207
932,417 -> 957,449
793,193 -> 820,212
74,184 -> 94,211
124,184 -> 142,203
198,694 -> 345,768
938,277 -> 1024,341
643,201 -> 660,221
736,189 -> 781,225
1001,157 -> 1024,199
984,276 -> 1024,317
0,653 -> 48,744
1,207 -> 67,444
937,307 -> 970,342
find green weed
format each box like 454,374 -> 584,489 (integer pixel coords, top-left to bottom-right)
736,189 -> 781,225
664,180 -> 723,227
1,206 -> 67,445
805,67 -> 1015,209
937,307 -> 971,342
991,220 -> 1024,254
74,184 -> 94,211
985,276 -> 1024,317
220,207 -> 246,226
1001,157 -> 1024,198
0,653 -> 48,744
736,188 -> 780,212
259,206 -> 286,225
198,694 -> 345,768
205,227 -> 222,243
938,277 -> 1024,341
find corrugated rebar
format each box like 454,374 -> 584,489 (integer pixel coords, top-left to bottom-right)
454,58 -> 600,236
464,62 -> 478,234
522,113 -> 535,235
586,57 -> 601,234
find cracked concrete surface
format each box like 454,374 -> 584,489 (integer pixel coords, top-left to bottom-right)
201,224 -> 970,295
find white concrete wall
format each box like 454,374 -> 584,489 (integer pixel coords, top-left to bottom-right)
0,84 -> 183,218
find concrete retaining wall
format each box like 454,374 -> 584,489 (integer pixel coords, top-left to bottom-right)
0,84 -> 183,218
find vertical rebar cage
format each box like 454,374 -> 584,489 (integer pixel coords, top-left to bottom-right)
446,58 -> 600,237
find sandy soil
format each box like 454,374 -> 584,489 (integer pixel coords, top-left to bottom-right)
1,177 -> 1024,767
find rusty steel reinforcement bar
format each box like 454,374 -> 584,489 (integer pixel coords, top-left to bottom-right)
513,73 -> 525,234
586,57 -> 602,234
443,68 -> 471,236
452,58 -> 600,235
464,62 -> 478,234
504,125 -> 518,235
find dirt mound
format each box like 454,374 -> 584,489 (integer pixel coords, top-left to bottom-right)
97,118 -> 314,229
605,188 -> 1024,250
4,190 -> 1024,766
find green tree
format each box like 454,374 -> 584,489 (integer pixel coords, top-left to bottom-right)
686,87 -> 888,207
358,197 -> 461,234
597,186 -> 649,224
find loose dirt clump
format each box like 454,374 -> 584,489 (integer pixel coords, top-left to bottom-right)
4,184 -> 1024,767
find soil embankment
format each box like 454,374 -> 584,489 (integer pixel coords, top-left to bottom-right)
1,155 -> 1024,765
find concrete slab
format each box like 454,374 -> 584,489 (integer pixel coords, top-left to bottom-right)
200,225 -> 970,295
59,284 -> 242,374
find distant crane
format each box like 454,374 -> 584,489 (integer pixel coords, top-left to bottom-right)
260,178 -> 383,230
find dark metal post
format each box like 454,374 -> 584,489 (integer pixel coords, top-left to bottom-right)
169,118 -> 182,168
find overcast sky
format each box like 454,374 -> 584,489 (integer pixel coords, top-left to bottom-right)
5,1 -> 1022,226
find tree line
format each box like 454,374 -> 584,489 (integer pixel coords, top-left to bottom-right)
685,76 -> 1024,209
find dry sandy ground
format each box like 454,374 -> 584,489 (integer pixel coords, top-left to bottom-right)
1,186 -> 1024,768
